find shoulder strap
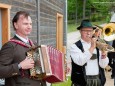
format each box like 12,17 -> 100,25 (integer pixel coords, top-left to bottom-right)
9,39 -> 35,48
75,40 -> 84,52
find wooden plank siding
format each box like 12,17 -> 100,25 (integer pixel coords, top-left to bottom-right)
0,0 -> 66,48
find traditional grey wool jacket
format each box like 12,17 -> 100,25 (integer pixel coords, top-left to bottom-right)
0,35 -> 43,86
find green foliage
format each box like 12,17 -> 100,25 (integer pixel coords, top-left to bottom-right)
68,0 -> 76,13
67,0 -> 76,20
106,14 -> 111,23
68,0 -> 115,22
91,0 -> 111,13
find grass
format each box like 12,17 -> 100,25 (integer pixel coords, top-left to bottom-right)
51,76 -> 71,86
67,23 -> 77,33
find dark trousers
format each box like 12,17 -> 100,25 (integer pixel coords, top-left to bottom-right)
86,75 -> 100,86
71,75 -> 101,86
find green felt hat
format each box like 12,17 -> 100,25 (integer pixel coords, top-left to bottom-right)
77,19 -> 96,30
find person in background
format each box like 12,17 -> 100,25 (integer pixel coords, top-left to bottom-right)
106,40 -> 114,79
0,11 -> 46,86
93,28 -> 102,39
112,40 -> 115,86
93,28 -> 106,44
93,28 -> 113,74
70,19 -> 109,86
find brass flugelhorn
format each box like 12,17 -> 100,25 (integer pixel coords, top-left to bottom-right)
96,38 -> 114,52
92,33 -> 114,52
94,24 -> 115,52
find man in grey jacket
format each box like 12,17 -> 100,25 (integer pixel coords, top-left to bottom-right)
0,11 -> 46,86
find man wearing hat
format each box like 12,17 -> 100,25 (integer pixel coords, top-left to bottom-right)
70,19 -> 109,86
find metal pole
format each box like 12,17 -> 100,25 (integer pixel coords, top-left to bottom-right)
36,0 -> 40,45
65,0 -> 67,47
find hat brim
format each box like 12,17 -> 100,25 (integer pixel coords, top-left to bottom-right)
77,26 -> 96,30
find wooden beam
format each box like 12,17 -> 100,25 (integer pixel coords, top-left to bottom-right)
0,3 -> 11,9
0,3 -> 11,45
56,13 -> 63,52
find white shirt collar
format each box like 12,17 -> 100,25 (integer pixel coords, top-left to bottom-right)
16,34 -> 28,43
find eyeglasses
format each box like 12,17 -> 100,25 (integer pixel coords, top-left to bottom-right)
81,30 -> 93,33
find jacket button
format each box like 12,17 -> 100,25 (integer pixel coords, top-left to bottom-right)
12,73 -> 18,76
